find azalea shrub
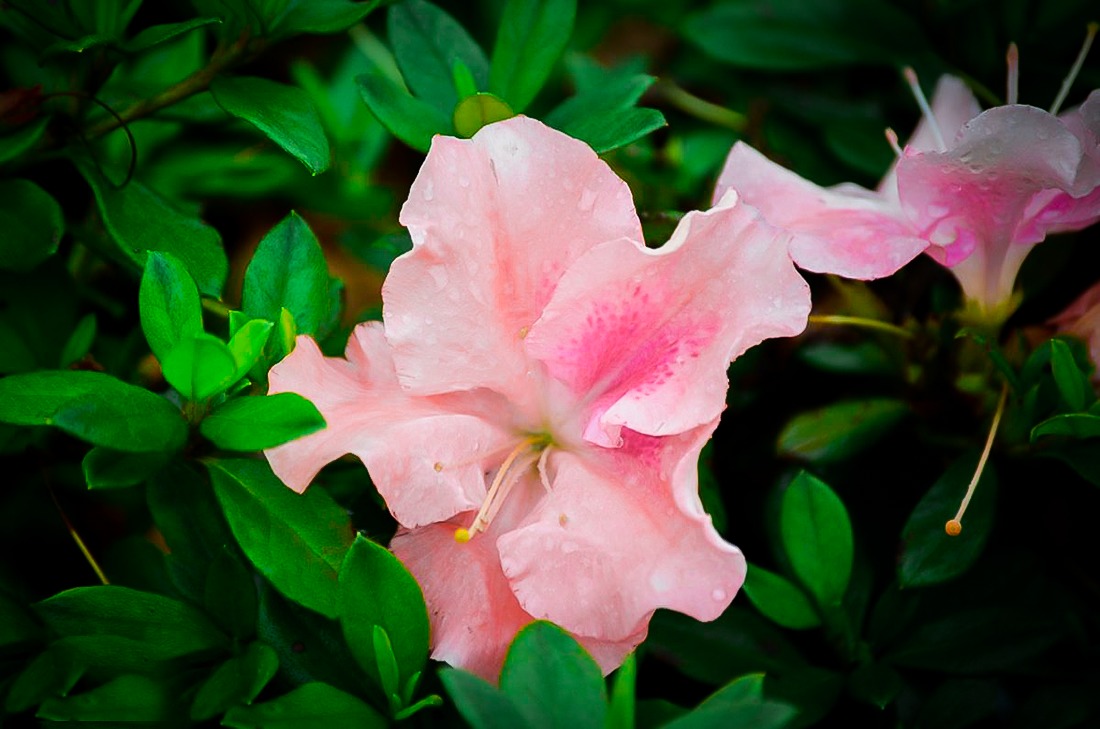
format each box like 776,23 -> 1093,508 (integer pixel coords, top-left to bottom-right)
1,0 -> 1099,727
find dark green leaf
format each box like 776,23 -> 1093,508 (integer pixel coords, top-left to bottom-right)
200,392 -> 325,451
1032,413 -> 1100,440
664,674 -> 798,729
338,535 -> 429,688
778,398 -> 908,463
0,592 -> 42,650
203,548 -> 258,640
4,649 -> 83,714
357,70 -> 452,151
139,250 -> 204,364
499,621 -> 606,729
37,674 -> 178,722
274,0 -> 381,37
0,317 -> 36,374
388,0 -> 489,114
58,313 -> 97,368
0,370 -> 187,453
222,681 -> 387,728
780,472 -> 853,607
1050,338 -> 1090,411
898,452 -> 997,588
489,0 -> 576,112
916,679 -> 998,729
122,17 -> 221,52
847,663 -> 902,710
190,642 -> 279,721
453,92 -> 515,138
742,564 -> 821,630
557,106 -> 665,154
0,178 -> 63,271
161,334 -> 239,401
607,654 -> 636,729
440,669 -> 528,729
209,459 -> 353,618
0,118 -> 49,165
544,73 -> 665,152
82,447 -> 169,489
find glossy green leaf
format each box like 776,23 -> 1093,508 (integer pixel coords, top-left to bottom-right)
664,674 -> 797,729
274,0 -> 382,37
122,17 -> 221,52
357,70 -> 451,151
203,548 -> 258,640
58,313 -> 97,368
4,649 -> 84,714
209,459 -> 353,618
190,642 -> 279,721
898,452 -> 997,587
1050,338 -> 1090,411
37,674 -> 177,722
338,535 -> 430,688
139,250 -> 204,364
499,621 -> 607,729
200,392 -> 324,451
82,447 -> 168,489
544,73 -> 665,152
780,472 -> 853,607
490,0 -> 576,112
211,75 -> 332,174
607,654 -> 636,729
222,681 -> 387,728
161,334 -> 239,401
778,398 -> 908,463
453,92 -> 515,137
242,212 -> 335,338
561,106 -> 665,154
440,669 -> 528,729
0,178 -> 63,271
389,0 -> 489,114
227,318 -> 273,380
1032,413 -> 1100,440
742,564 -> 821,630
0,370 -> 187,453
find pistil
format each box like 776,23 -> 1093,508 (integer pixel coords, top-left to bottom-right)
455,436 -> 550,543
945,383 -> 1008,536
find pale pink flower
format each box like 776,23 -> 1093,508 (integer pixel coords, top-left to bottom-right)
715,73 -> 1100,321
1050,280 -> 1100,375
264,117 -> 811,680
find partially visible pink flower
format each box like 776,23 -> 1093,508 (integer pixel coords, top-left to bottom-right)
265,117 -> 811,680
715,75 -> 1100,321
1050,280 -> 1100,375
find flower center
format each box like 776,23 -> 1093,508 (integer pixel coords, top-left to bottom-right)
454,434 -> 554,543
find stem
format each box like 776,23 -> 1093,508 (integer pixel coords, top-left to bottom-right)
83,32 -> 255,140
807,314 -> 914,339
654,80 -> 747,132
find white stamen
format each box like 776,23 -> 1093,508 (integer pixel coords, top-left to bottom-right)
538,446 -> 552,493
1006,43 -> 1019,105
903,67 -> 946,151
1050,22 -> 1098,115
884,127 -> 903,157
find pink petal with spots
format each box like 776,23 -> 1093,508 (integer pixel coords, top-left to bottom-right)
384,117 -> 643,398
526,192 -> 810,446
497,424 -> 745,642
265,323 -> 515,528
714,142 -> 927,280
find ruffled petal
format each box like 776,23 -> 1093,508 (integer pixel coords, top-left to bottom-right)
497,424 -> 745,642
1051,280 -> 1100,376
385,117 -> 643,398
265,323 -> 515,528
714,142 -> 927,279
526,192 -> 810,446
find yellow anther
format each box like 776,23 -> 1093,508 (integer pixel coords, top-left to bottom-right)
433,462 -> 444,472
945,520 -> 962,537
454,528 -> 471,544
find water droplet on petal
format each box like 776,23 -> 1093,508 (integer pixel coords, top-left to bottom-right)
578,188 -> 597,212
422,181 -> 435,201
712,588 -> 727,602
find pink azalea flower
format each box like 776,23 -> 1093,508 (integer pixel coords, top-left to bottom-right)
264,117 -> 811,680
714,60 -> 1100,322
1050,280 -> 1100,376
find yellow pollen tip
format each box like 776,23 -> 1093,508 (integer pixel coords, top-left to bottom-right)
945,520 -> 963,537
433,462 -> 444,472
454,528 -> 471,544
518,326 -> 529,339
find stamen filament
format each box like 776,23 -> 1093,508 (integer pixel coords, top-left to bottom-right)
884,128 -> 903,157
903,67 -> 946,151
538,446 -> 552,493
808,314 -> 914,339
1006,43 -> 1019,105
1050,22 -> 1098,114
946,383 -> 1008,536
455,437 -> 542,542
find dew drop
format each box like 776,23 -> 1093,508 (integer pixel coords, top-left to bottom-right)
422,181 -> 435,201
578,187 -> 597,212
712,588 -> 727,602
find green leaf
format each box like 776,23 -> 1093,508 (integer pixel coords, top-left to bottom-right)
242,212 -> 335,337
388,0 -> 489,115
0,370 -> 188,453
37,674 -> 177,722
742,564 -> 821,630
440,669 -> 528,729
4,649 -> 84,714
200,392 -> 325,451
607,654 -> 636,729
664,674 -> 798,729
35,586 -> 227,658
544,73 -> 665,152
161,333 -> 239,401
897,452 -> 997,588
78,163 -> 227,296
777,398 -> 908,463
227,318 -> 274,379
190,642 -> 280,721
139,250 -> 204,364
499,621 -> 607,729
846,663 -> 902,710
780,472 -> 853,607
122,17 -> 221,52
559,106 -> 665,154
683,0 -> 930,70
916,679 -> 998,729
357,70 -> 452,151
489,0 -> 576,112
0,592 -> 42,650
211,75 -> 331,174
338,535 -> 430,688
1050,338 -> 1090,411
0,117 -> 49,165
0,179 -> 63,271
82,447 -> 169,489
273,0 -> 382,37
203,548 -> 258,640
222,681 -> 387,728
1032,413 -> 1100,440
0,316 -> 36,374
58,313 -> 97,368
453,92 -> 515,138
209,459 -> 353,618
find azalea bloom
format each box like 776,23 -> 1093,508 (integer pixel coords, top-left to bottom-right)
714,47 -> 1100,322
264,117 -> 810,679
1051,280 -> 1100,376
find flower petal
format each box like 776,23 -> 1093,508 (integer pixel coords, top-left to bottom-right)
526,192 -> 810,445
265,323 -> 514,527
714,142 -> 927,279
385,117 -> 643,398
497,424 -> 745,642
